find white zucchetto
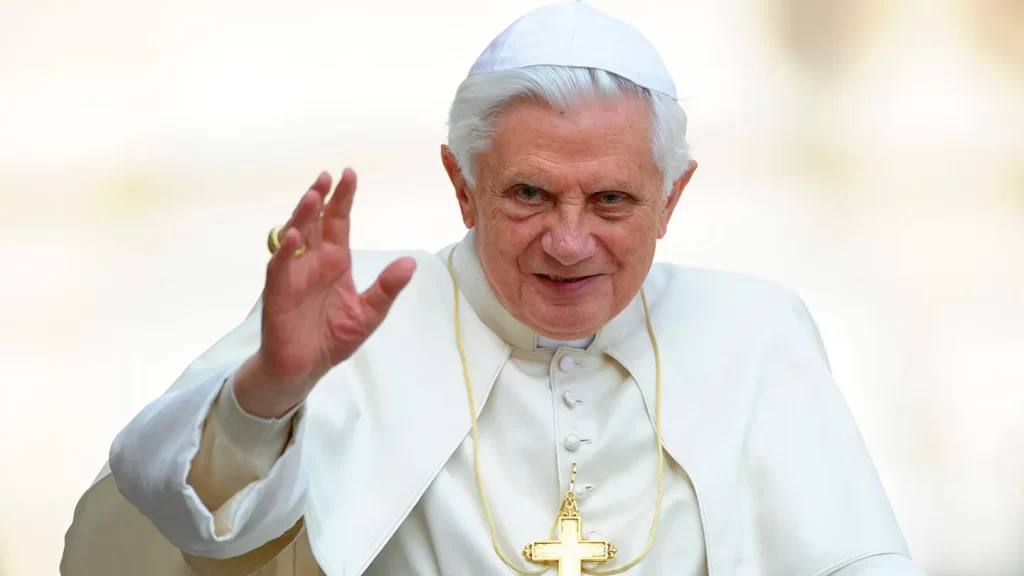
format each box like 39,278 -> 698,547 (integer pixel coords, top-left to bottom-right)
468,1 -> 678,99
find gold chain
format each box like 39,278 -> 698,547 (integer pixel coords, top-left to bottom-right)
446,249 -> 664,575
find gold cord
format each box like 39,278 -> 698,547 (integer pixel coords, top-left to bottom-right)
446,249 -> 664,575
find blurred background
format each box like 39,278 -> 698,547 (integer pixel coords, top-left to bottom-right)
1,0 -> 1021,574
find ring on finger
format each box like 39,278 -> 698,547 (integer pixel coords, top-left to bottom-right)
267,226 -> 307,257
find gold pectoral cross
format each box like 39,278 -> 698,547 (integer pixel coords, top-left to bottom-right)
523,465 -> 617,576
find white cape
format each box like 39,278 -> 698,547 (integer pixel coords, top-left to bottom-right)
62,244 -> 912,575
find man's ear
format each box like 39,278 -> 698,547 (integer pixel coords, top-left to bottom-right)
658,160 -> 697,239
441,144 -> 475,229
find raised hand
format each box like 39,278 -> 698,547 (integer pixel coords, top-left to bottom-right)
234,168 -> 417,418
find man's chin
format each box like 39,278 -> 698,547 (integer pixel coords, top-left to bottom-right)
527,311 -> 606,341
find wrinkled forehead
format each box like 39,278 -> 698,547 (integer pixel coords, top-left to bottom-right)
481,94 -> 661,192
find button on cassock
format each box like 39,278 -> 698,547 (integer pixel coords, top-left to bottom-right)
558,355 -> 575,372
562,391 -> 579,408
564,433 -> 582,452
575,484 -> 595,498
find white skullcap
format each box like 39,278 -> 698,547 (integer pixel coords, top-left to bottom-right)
468,1 -> 677,99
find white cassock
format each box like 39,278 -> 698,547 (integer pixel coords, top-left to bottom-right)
61,230 -> 926,575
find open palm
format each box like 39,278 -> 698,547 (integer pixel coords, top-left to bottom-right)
244,169 -> 416,417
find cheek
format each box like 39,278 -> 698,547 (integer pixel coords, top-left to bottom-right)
486,216 -> 545,258
477,223 -> 534,281
596,213 -> 658,261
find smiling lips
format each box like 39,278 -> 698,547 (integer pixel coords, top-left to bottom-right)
532,273 -> 603,295
537,273 -> 598,283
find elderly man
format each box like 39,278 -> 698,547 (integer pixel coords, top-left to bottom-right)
62,2 -> 925,575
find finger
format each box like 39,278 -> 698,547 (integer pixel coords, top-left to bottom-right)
308,171 -> 332,202
324,167 -> 356,219
284,189 -> 324,249
266,225 -> 304,283
359,257 -> 417,321
284,173 -> 327,223
322,168 -> 357,247
282,171 -> 330,230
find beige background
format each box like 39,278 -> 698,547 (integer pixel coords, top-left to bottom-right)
1,0 -> 1021,574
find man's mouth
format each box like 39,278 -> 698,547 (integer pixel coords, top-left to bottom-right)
539,274 -> 592,283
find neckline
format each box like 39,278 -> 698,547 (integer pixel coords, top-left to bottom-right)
536,334 -> 595,349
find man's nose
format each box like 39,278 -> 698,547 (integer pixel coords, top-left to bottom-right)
541,209 -> 596,266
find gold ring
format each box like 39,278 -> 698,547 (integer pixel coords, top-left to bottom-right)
267,226 -> 305,256
267,226 -> 282,254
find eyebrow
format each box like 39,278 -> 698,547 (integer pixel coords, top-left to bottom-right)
500,168 -> 553,188
499,169 -> 638,195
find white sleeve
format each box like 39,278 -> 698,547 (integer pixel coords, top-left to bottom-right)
830,554 -> 928,575
108,367 -> 309,560
188,372 -> 301,536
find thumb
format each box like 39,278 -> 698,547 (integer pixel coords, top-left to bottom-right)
359,257 -> 417,322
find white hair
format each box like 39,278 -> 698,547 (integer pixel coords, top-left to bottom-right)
446,65 -> 691,197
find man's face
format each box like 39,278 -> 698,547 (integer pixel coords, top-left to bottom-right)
443,93 -> 694,340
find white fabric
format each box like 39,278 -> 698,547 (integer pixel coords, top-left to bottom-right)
208,372 -> 296,472
188,374 -> 297,537
369,347 -> 706,575
539,333 -> 595,349
365,236 -> 705,574
831,555 -> 929,576
107,366 -> 308,560
468,1 -> 678,99
63,230 -> 925,575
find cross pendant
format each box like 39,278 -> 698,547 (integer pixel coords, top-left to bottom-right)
522,502 -> 617,576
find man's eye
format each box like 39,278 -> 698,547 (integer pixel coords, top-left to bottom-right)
516,186 -> 544,202
597,192 -> 625,205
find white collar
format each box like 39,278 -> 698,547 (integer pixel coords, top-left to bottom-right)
536,334 -> 595,349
